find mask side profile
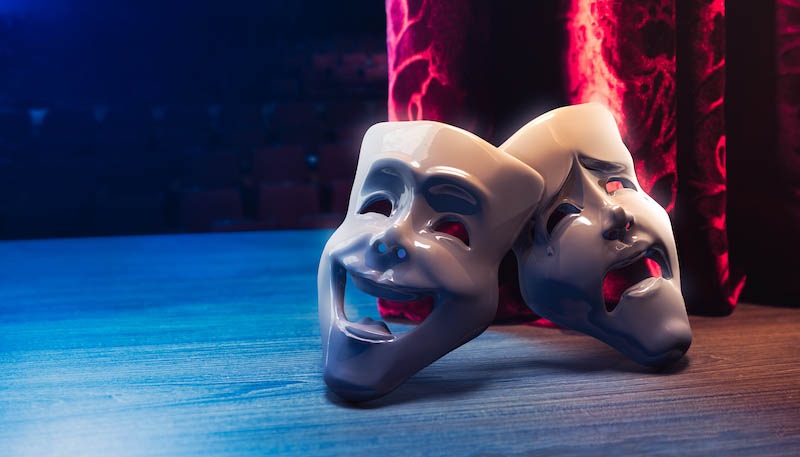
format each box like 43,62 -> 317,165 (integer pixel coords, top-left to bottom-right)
501,103 -> 692,366
319,121 -> 545,401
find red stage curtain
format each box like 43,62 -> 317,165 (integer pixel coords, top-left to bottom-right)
381,1 -> 798,321
774,0 -> 800,300
673,0 -> 746,314
726,0 -> 799,304
385,0 -> 492,135
565,0 -> 745,314
778,0 -> 800,213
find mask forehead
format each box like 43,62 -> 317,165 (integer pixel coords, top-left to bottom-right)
501,103 -> 636,204
547,103 -> 634,169
352,121 -> 544,247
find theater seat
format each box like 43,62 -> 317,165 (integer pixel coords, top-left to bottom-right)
317,143 -> 358,184
179,188 -> 244,232
95,193 -> 165,236
370,53 -> 388,69
258,182 -> 319,229
365,53 -> 389,82
182,150 -> 241,189
364,65 -> 388,82
342,53 -> 368,68
333,64 -> 363,83
270,103 -> 317,128
252,146 -> 309,184
330,179 -> 352,214
312,53 -> 338,71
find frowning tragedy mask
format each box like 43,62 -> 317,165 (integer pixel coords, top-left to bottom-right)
318,121 -> 544,401
502,103 -> 692,366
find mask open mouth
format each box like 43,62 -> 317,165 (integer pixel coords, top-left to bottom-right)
602,247 -> 671,312
341,270 -> 435,342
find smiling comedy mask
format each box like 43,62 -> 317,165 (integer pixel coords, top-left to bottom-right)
502,103 -> 692,366
319,121 -> 544,401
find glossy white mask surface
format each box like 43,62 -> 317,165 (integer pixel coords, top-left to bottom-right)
501,103 -> 692,366
319,121 -> 544,401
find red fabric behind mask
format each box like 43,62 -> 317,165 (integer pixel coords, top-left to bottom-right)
383,0 -> 749,321
773,0 -> 800,299
377,215 -> 547,325
564,0 -> 744,314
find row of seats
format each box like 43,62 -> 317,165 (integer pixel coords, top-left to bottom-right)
252,144 -> 358,184
98,143 -> 359,190
310,52 -> 388,83
180,181 -> 352,232
0,180 -> 354,239
0,140 -> 359,189
312,52 -> 388,70
0,37 -> 386,238
0,101 -> 379,143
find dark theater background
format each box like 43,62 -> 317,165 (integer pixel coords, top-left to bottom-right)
0,0 -> 388,238
1,0 -> 796,303
2,1 -> 800,455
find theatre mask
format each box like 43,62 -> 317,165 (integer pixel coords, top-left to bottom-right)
319,121 -> 544,401
501,103 -> 692,366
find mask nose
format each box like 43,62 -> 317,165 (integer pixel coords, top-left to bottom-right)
603,205 -> 634,241
367,231 -> 409,269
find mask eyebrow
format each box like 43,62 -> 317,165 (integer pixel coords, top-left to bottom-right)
422,174 -> 482,215
360,158 -> 409,197
364,157 -> 413,179
578,155 -> 626,173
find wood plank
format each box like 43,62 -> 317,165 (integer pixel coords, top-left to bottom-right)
1,231 -> 798,456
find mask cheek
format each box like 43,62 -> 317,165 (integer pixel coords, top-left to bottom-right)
622,191 -> 673,232
517,215 -> 610,321
421,240 -> 489,298
617,196 -> 681,278
549,219 -> 607,283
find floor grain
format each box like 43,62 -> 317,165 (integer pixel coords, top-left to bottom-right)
1,230 -> 798,457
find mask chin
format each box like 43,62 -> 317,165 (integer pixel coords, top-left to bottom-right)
520,271 -> 691,367
319,256 -> 496,402
594,277 -> 692,366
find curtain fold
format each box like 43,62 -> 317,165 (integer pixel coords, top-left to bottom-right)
674,0 -> 745,314
382,0 -> 797,321
774,0 -> 800,300
385,0 -> 492,135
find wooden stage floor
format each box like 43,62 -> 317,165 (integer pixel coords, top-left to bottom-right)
1,230 -> 798,456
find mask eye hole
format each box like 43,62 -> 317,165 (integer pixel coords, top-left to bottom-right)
546,203 -> 581,236
433,219 -> 470,246
359,197 -> 392,217
605,177 -> 636,194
